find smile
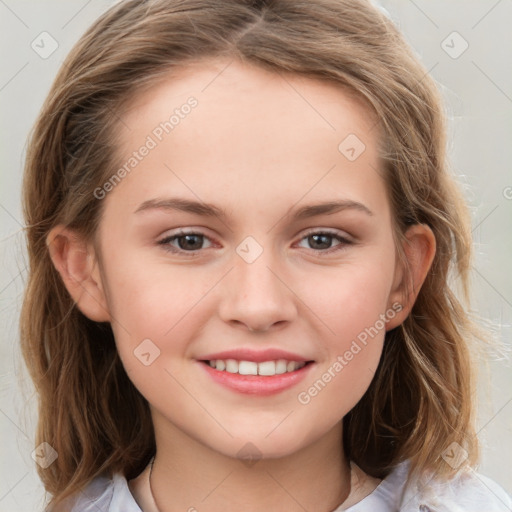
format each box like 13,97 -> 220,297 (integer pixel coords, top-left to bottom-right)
206,359 -> 307,376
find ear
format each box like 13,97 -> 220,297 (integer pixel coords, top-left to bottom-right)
386,223 -> 436,330
46,225 -> 110,322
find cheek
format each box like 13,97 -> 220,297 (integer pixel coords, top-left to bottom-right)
292,258 -> 394,413
102,252 -> 208,335
290,281 -> 388,448
299,257 -> 396,341
295,335 -> 384,440
100,255 -> 223,387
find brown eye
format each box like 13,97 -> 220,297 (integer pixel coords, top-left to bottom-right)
307,233 -> 335,250
174,234 -> 204,250
158,231 -> 213,254
296,230 -> 353,254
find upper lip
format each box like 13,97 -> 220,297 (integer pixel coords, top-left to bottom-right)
199,348 -> 312,363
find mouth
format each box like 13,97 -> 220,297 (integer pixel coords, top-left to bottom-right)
197,354 -> 315,395
200,358 -> 313,376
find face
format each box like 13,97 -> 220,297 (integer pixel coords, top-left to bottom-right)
84,58 -> 410,460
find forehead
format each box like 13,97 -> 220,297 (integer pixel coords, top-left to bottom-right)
120,57 -> 379,146
106,58 -> 387,223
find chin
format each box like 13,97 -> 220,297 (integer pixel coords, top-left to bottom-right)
206,429 -> 316,463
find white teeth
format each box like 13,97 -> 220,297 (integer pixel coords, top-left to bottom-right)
225,359 -> 238,373
258,361 -> 275,376
207,359 -> 307,376
238,361 -> 258,375
275,359 -> 287,374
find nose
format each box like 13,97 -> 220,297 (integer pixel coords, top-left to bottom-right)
218,247 -> 298,333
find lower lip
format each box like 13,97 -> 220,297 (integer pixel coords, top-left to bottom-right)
199,361 -> 314,396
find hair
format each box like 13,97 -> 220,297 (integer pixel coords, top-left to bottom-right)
20,0 -> 484,509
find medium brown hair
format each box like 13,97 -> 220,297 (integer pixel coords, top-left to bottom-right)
20,0 -> 482,508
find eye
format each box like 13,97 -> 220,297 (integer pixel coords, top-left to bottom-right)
158,230 -> 214,254
157,228 -> 353,257
296,230 -> 353,254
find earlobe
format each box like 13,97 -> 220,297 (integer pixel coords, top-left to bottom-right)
46,225 -> 111,323
386,224 -> 436,330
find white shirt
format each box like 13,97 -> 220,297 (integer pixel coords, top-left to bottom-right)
65,459 -> 512,512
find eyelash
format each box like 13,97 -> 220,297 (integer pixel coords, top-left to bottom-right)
157,229 -> 353,257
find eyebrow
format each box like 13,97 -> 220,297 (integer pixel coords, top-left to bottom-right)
133,197 -> 374,220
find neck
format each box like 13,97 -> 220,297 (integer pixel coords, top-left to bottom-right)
148,412 -> 350,512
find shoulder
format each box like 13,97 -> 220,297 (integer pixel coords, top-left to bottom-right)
50,473 -> 142,512
342,460 -> 512,512
399,461 -> 512,512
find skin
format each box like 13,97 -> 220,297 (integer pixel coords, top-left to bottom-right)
48,58 -> 435,511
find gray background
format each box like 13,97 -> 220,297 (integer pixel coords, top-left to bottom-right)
1,0 -> 511,510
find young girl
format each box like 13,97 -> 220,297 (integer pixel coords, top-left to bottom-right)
20,0 -> 511,511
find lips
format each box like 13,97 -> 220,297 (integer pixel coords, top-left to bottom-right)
197,348 -> 314,395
